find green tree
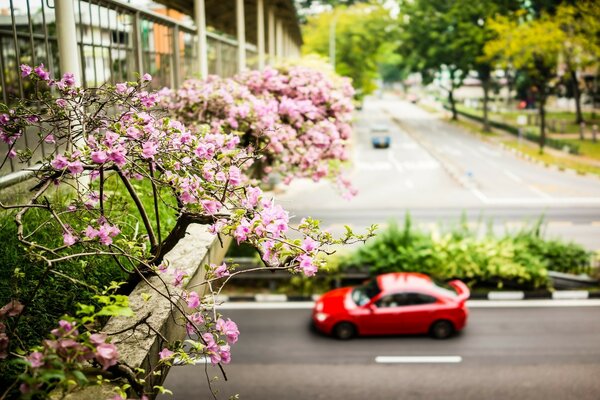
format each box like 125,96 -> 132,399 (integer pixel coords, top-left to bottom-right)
302,3 -> 399,99
554,1 -> 600,124
398,0 -> 519,127
485,11 -> 564,151
397,0 -> 475,120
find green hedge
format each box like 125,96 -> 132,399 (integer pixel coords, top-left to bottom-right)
340,216 -> 592,289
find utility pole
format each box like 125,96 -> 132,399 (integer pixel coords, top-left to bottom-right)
329,12 -> 337,70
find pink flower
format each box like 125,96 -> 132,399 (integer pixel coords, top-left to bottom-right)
115,82 -> 128,94
244,186 -> 262,208
212,263 -> 229,278
62,72 -> 76,87
141,73 -> 152,82
95,343 -> 118,370
91,150 -> 108,164
0,300 -> 24,318
20,64 -> 32,77
27,351 -> 44,368
173,269 -> 186,287
141,140 -> 158,159
51,154 -> 69,170
63,231 -> 77,246
89,333 -> 107,346
228,166 -> 242,186
43,134 -> 55,144
67,160 -> 83,174
219,344 -> 231,364
159,348 -> 174,360
301,237 -> 318,252
216,318 -> 239,344
84,225 -> 99,239
297,254 -> 318,277
233,219 -> 251,244
186,291 -> 200,309
33,64 -> 50,81
50,320 -> 77,337
201,200 -> 220,215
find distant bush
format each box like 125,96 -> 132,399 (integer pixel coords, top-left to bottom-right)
341,216 -> 592,289
514,224 -> 591,275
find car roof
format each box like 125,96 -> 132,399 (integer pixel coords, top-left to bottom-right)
376,272 -> 434,293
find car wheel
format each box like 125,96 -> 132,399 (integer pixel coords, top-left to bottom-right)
430,320 -> 454,339
333,322 -> 356,340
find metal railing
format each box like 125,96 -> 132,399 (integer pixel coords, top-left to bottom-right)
0,0 -> 258,177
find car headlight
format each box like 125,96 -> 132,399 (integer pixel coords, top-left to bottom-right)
315,312 -> 329,322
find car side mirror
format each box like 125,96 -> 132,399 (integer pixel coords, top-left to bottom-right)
368,303 -> 377,312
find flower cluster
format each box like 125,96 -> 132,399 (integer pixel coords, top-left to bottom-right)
161,65 -> 357,197
19,319 -> 119,396
0,65 -> 374,399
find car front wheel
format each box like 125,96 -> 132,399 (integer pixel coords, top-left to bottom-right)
333,322 -> 356,340
430,320 -> 454,339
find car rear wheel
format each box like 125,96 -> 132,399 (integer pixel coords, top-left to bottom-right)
430,320 -> 454,339
333,322 -> 356,340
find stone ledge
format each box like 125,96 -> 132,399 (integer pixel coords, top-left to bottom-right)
62,224 -> 230,400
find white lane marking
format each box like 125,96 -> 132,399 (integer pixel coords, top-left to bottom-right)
479,145 -> 501,157
375,356 -> 462,364
503,169 -> 523,183
528,185 -> 552,199
217,300 -> 600,310
440,145 -> 462,156
387,150 -> 404,173
393,142 -> 419,150
356,161 -> 393,171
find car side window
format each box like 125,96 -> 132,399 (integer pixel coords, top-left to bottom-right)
375,293 -> 409,308
408,293 -> 437,305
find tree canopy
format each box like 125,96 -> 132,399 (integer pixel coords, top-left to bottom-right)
302,3 -> 399,99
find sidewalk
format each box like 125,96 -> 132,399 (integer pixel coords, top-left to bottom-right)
419,97 -> 600,172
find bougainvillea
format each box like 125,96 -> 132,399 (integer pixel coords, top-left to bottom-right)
0,65 -> 373,399
161,65 -> 357,198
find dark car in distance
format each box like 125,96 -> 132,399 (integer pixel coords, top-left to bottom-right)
312,272 -> 470,340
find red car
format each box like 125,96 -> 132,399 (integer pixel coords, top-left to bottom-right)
312,272 -> 470,340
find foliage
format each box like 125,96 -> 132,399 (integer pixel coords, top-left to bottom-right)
341,216 -> 592,289
302,3 -> 399,99
484,9 -> 566,150
0,65 -> 374,399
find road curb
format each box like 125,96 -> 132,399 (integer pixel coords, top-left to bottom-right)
220,290 -> 600,302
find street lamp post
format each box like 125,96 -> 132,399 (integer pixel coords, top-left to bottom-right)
329,12 -> 337,70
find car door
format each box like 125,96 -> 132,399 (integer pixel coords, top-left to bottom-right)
359,293 -> 410,335
395,292 -> 439,334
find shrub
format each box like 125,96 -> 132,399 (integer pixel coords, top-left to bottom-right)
341,216 -> 590,289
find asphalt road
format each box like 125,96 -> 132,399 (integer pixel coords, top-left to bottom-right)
161,303 -> 600,400
274,96 -> 600,250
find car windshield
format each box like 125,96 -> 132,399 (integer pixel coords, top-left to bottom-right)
351,278 -> 381,306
